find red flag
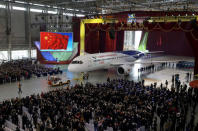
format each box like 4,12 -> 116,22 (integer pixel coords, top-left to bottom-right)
40,32 -> 69,50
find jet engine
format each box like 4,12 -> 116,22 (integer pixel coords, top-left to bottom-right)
117,65 -> 131,75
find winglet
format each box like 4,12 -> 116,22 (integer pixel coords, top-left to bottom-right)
145,51 -> 164,54
84,52 -> 90,55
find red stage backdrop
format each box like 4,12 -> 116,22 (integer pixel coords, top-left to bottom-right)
40,32 -> 69,50
147,31 -> 194,57
72,11 -> 198,74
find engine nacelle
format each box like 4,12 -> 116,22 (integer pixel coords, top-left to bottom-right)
117,65 -> 131,75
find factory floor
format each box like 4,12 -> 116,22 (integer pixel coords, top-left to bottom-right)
0,56 -> 197,131
0,62 -> 194,102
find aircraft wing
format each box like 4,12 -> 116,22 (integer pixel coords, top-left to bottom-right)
110,55 -> 194,66
137,55 -> 194,63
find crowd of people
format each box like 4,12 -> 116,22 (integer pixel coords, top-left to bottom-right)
138,62 -> 177,75
0,77 -> 198,131
0,59 -> 62,84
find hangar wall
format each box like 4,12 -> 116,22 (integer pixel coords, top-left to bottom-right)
0,8 -> 8,49
0,9 -> 72,50
0,8 -> 28,50
11,10 -> 26,49
0,3 -> 73,60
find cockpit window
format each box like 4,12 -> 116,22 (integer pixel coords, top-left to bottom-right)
71,61 -> 83,64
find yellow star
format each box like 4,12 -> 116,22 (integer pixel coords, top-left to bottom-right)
44,36 -> 48,40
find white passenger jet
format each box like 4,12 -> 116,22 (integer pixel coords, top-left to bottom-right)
68,50 -> 156,75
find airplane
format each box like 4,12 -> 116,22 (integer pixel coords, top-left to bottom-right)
68,50 -> 158,75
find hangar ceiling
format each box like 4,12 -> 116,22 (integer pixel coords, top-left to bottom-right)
3,0 -> 198,15
25,0 -> 198,14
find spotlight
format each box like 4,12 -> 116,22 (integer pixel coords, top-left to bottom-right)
143,20 -> 148,25
66,15 -> 69,20
35,16 -> 38,21
190,18 -> 198,30
41,16 -> 45,20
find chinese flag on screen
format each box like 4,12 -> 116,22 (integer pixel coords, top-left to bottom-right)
40,32 -> 69,50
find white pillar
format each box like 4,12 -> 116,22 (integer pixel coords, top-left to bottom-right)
25,5 -> 32,58
6,2 -> 12,60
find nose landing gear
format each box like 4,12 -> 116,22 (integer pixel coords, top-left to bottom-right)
82,72 -> 89,80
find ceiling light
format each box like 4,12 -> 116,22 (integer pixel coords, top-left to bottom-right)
33,3 -> 45,7
13,6 -> 26,11
15,1 -> 26,4
0,4 -> 6,9
76,14 -> 85,17
48,11 -> 57,14
30,8 -> 43,13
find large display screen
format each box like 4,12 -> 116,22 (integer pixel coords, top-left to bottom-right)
127,14 -> 136,23
40,32 -> 73,51
35,41 -> 78,62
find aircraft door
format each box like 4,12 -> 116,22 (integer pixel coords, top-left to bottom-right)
87,57 -> 92,68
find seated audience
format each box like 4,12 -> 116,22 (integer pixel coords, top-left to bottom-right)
0,78 -> 197,131
0,59 -> 62,84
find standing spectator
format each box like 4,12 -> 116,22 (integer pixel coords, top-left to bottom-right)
18,81 -> 22,94
142,79 -> 145,86
160,83 -> 163,89
189,72 -> 192,81
107,77 -> 110,83
165,80 -> 168,88
94,119 -> 98,131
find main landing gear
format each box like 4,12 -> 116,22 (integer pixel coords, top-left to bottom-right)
82,72 -> 89,80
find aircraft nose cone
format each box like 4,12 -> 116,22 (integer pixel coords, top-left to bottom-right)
68,64 -> 74,72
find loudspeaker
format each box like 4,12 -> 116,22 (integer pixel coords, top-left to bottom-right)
109,29 -> 115,39
191,19 -> 198,30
